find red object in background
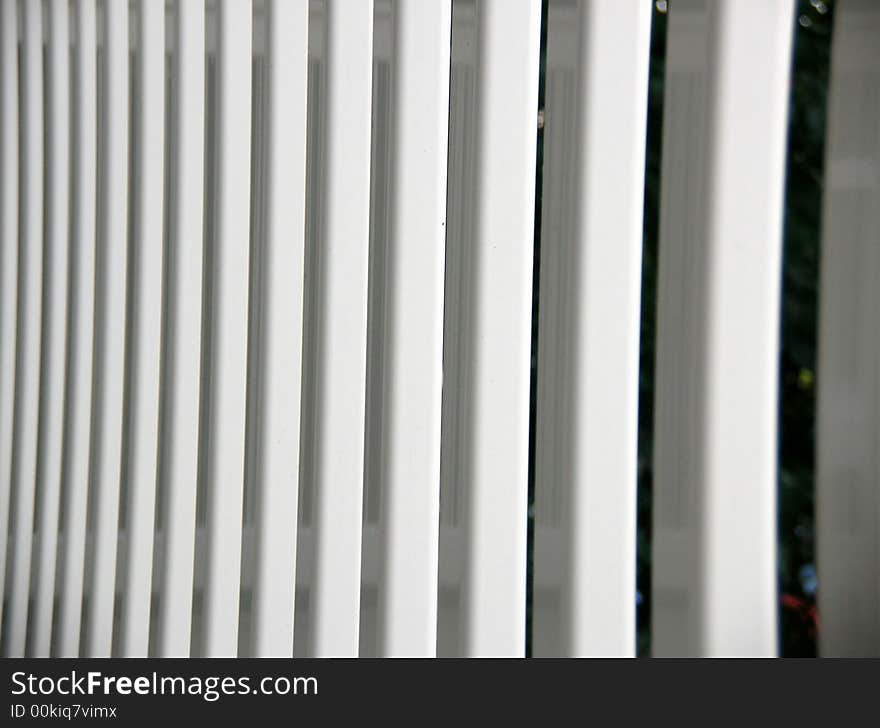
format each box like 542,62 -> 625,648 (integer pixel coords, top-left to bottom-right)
781,593 -> 819,639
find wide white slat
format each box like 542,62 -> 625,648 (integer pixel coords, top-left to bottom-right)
5,0 -> 44,658
120,0 -> 165,657
370,0 -> 451,657
156,0 -> 205,659
652,0 -> 793,656
249,0 -> 308,658
0,0 -> 18,634
533,0 -> 651,657
304,0 -> 373,657
202,0 -> 252,657
31,0 -> 71,658
55,0 -> 98,658
816,0 -> 880,657
439,0 -> 540,657
85,0 -> 129,657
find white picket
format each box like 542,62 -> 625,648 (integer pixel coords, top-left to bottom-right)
533,0 -> 651,657
816,0 -> 880,658
372,0 -> 451,657
84,0 -> 129,658
155,0 -> 206,658
120,0 -> 165,657
652,0 -> 794,657
439,0 -> 541,657
55,0 -> 98,658
202,0 -> 252,657
31,0 -> 71,657
5,0 -> 44,658
304,0 -> 373,658
250,0 -> 308,657
0,0 -> 19,646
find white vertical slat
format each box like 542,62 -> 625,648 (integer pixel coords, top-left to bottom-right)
202,0 -> 251,657
5,0 -> 44,658
816,0 -> 880,657
372,0 -> 451,657
250,0 -> 307,657
439,0 -> 541,657
652,0 -> 793,656
120,0 -> 164,657
156,0 -> 205,659
292,3 -> 324,655
533,0 -> 651,657
56,0 -> 97,658
0,0 -> 19,632
306,0 -> 372,657
85,0 -> 129,657
31,0 -> 71,657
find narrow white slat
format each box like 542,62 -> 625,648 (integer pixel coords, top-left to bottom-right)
250,0 -> 307,657
156,0 -> 205,658
202,0 -> 251,657
0,0 -> 19,633
533,0 -> 651,657
120,0 -> 164,657
306,0 -> 372,657
373,0 -> 451,657
652,0 -> 793,656
55,0 -> 97,658
4,0 -> 44,658
816,0 -> 880,657
440,0 -> 541,657
31,0 -> 71,657
85,0 -> 129,657
292,4 -> 324,655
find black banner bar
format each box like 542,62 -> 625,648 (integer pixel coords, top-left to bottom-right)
1,658 -> 875,724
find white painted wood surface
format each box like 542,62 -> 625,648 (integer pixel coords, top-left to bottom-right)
2,0 -> 876,661
0,0 -> 20,650
302,0 -> 373,658
250,0 -> 308,658
652,0 -> 794,657
367,0 -> 451,658
84,0 -> 130,658
155,0 -> 206,658
55,0 -> 99,658
119,0 -> 165,658
202,0 -> 252,657
439,0 -> 541,657
533,0 -> 651,658
5,0 -> 44,658
31,0 -> 71,658
816,0 -> 880,658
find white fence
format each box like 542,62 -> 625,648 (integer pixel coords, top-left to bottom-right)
0,0 -> 877,658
